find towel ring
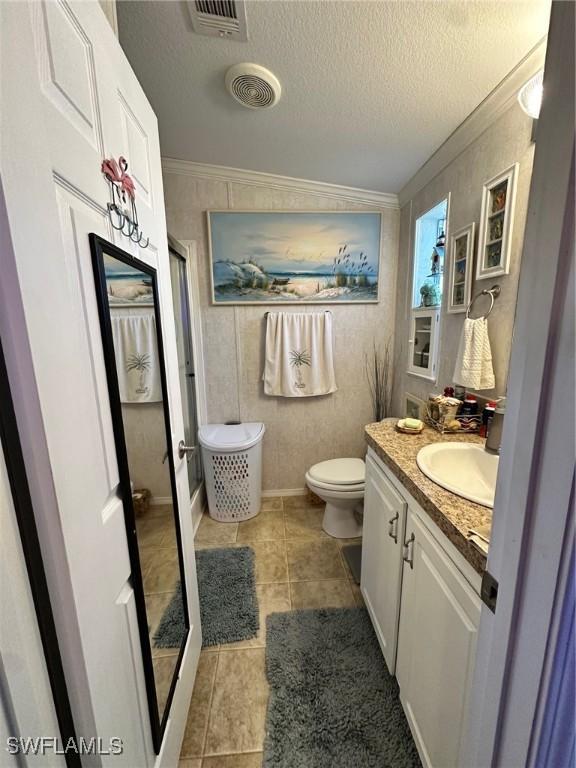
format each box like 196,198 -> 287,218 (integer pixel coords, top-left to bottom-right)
466,285 -> 501,319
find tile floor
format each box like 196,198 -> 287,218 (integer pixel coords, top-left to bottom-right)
179,496 -> 363,767
136,504 -> 183,715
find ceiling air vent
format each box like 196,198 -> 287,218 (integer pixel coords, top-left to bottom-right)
188,0 -> 248,42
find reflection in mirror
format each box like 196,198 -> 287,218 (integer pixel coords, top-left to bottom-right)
90,236 -> 189,752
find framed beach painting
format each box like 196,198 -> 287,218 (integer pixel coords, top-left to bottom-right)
207,211 -> 382,304
476,163 -> 518,280
103,253 -> 154,306
447,222 -> 475,313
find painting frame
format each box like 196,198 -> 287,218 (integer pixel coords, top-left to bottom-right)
447,222 -> 475,314
206,210 -> 383,305
404,393 -> 427,421
476,163 -> 518,280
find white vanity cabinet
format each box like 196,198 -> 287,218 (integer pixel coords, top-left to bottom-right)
360,453 -> 407,674
361,448 -> 482,768
397,508 -> 481,768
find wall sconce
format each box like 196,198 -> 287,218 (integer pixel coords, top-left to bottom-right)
518,70 -> 543,142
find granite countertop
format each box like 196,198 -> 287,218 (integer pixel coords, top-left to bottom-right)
365,419 -> 492,574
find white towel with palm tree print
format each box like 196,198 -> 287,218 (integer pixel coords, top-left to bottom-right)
263,312 -> 337,397
111,314 -> 162,403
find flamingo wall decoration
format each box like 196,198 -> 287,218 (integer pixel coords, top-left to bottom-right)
101,156 -> 149,248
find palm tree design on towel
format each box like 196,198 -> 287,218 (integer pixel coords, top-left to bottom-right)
290,349 -> 311,390
126,352 -> 151,395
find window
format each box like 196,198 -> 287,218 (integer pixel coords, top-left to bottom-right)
408,198 -> 448,380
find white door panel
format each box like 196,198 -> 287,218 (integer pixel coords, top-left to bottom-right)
1,1 -> 200,764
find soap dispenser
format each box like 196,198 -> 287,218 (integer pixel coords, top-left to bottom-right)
485,398 -> 506,453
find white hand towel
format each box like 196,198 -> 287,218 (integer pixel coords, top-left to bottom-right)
453,317 -> 495,391
263,312 -> 337,397
111,314 -> 162,403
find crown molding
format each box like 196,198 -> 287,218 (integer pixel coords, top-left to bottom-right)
398,39 -> 547,207
161,158 -> 399,209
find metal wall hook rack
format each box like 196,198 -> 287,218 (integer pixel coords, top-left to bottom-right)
102,156 -> 149,249
466,284 -> 501,319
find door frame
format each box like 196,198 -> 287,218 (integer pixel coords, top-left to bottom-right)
464,3 -> 575,765
168,236 -> 208,534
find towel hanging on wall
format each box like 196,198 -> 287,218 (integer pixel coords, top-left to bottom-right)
263,312 -> 337,397
111,314 -> 162,403
453,317 -> 495,391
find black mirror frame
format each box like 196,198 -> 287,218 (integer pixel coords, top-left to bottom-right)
89,233 -> 190,753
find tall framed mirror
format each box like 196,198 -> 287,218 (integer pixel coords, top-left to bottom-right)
89,234 -> 189,752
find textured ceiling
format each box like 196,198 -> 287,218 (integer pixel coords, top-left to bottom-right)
117,0 -> 550,193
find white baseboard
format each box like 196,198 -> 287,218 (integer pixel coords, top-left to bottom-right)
150,496 -> 173,506
262,488 -> 307,497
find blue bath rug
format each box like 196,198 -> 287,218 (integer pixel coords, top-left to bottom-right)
153,546 -> 259,648
264,607 -> 421,768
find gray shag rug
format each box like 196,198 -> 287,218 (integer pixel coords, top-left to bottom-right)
264,607 -> 421,768
152,585 -> 186,648
154,546 -> 259,649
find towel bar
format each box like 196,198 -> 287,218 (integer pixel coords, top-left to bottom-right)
466,285 -> 500,319
264,309 -> 332,317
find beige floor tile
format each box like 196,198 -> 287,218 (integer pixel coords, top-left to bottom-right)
250,540 -> 288,583
260,496 -> 283,512
282,495 -> 307,509
286,539 -> 347,581
138,545 -> 158,575
202,754 -> 262,768
196,514 -> 238,545
152,653 -> 179,716
350,581 -> 366,607
143,548 -> 180,595
144,504 -> 174,519
290,579 -> 356,609
136,515 -> 172,548
180,653 -> 219,758
162,525 -> 178,548
237,511 -> 285,542
204,649 -> 268,756
178,760 -> 202,768
284,507 -> 329,539
221,582 -> 290,650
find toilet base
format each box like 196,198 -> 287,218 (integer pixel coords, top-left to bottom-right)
322,501 -> 363,539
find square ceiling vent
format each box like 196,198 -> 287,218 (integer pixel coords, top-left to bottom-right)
188,1 -> 248,42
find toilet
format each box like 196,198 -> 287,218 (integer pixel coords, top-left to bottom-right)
305,458 -> 365,538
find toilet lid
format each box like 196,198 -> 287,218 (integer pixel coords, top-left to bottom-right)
308,458 -> 365,486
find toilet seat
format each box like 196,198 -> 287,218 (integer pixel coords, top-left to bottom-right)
305,473 -> 364,493
308,458 -> 365,486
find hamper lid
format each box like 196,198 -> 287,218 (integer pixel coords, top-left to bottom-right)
198,422 -> 265,452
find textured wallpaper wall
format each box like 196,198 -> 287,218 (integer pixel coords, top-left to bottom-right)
163,175 -> 399,491
392,103 -> 535,414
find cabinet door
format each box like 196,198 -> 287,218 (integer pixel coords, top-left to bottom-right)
408,308 -> 440,380
360,455 -> 407,674
397,510 -> 481,768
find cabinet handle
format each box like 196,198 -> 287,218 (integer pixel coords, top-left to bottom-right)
388,512 -> 399,543
403,532 -> 415,569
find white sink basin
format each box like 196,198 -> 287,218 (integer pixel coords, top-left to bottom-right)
416,443 -> 498,508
